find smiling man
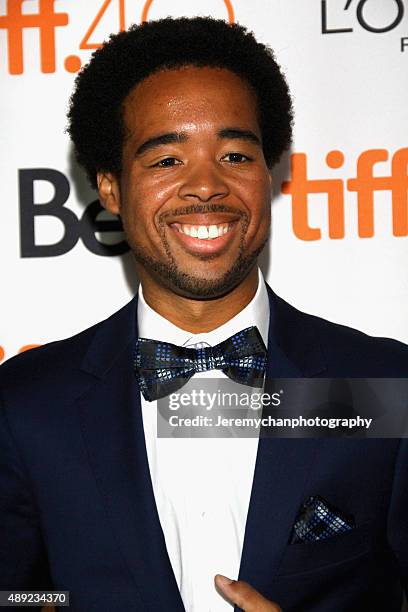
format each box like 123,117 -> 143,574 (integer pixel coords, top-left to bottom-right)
1,16 -> 407,612
99,64 -> 271,315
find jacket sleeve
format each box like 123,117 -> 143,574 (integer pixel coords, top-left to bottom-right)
0,394 -> 53,607
387,438 -> 408,594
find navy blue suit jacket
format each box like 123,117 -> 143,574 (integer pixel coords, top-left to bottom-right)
1,283 -> 408,611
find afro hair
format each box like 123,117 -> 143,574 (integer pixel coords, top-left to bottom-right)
67,16 -> 293,189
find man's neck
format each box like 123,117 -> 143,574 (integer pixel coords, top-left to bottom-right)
137,266 -> 259,334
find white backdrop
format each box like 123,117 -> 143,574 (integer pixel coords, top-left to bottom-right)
1,0 -> 407,364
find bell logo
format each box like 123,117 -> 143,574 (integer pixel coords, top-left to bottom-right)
281,148 -> 408,240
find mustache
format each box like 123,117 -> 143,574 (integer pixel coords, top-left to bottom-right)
159,203 -> 245,221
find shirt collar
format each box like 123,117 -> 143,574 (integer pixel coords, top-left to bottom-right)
137,267 -> 270,348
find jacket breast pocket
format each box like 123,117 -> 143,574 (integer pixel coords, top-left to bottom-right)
277,521 -> 372,577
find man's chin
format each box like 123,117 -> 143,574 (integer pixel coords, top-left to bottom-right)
156,267 -> 246,298
132,242 -> 265,299
142,263 -> 244,299
165,274 -> 244,300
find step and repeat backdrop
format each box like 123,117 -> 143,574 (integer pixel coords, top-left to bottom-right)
1,0 -> 407,363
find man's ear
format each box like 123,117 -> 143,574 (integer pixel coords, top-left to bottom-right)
266,167 -> 273,195
97,172 -> 121,215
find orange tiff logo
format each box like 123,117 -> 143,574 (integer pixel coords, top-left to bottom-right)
0,344 -> 40,364
0,0 -> 235,75
282,148 -> 408,240
0,0 -> 68,74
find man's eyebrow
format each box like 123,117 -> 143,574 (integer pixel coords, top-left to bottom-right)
135,132 -> 188,157
217,128 -> 261,146
134,128 -> 261,157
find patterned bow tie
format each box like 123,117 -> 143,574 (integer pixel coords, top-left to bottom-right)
134,326 -> 267,401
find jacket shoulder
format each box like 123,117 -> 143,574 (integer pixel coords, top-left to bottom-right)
0,297 -> 136,398
273,292 -> 408,376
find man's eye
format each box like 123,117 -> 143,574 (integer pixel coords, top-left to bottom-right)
222,153 -> 250,163
154,157 -> 181,168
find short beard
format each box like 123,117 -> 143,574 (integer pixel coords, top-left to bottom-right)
124,203 -> 268,299
130,239 -> 267,299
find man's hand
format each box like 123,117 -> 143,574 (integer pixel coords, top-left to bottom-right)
214,575 -> 282,611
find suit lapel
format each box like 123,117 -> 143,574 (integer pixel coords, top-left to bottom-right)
237,437 -> 319,592
78,296 -> 185,612
237,283 -> 327,596
76,282 -> 329,607
264,283 -> 326,378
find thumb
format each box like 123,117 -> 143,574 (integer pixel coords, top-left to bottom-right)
214,574 -> 282,611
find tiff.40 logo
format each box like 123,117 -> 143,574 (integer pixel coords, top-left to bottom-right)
0,0 -> 235,75
322,0 -> 408,51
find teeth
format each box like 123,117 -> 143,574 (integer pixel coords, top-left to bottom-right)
208,225 -> 218,238
197,226 -> 208,239
174,223 -> 233,240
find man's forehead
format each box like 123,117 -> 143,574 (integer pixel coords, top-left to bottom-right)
122,65 -> 259,137
126,66 -> 255,106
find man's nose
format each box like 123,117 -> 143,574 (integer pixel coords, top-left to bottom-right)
178,161 -> 229,202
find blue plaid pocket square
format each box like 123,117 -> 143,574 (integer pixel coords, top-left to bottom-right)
290,496 -> 355,544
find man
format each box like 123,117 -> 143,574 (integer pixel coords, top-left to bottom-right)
0,16 -> 407,612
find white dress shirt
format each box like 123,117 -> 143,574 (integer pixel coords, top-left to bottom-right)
137,268 -> 270,611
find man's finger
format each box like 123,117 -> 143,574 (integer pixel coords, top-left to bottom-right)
214,575 -> 282,611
